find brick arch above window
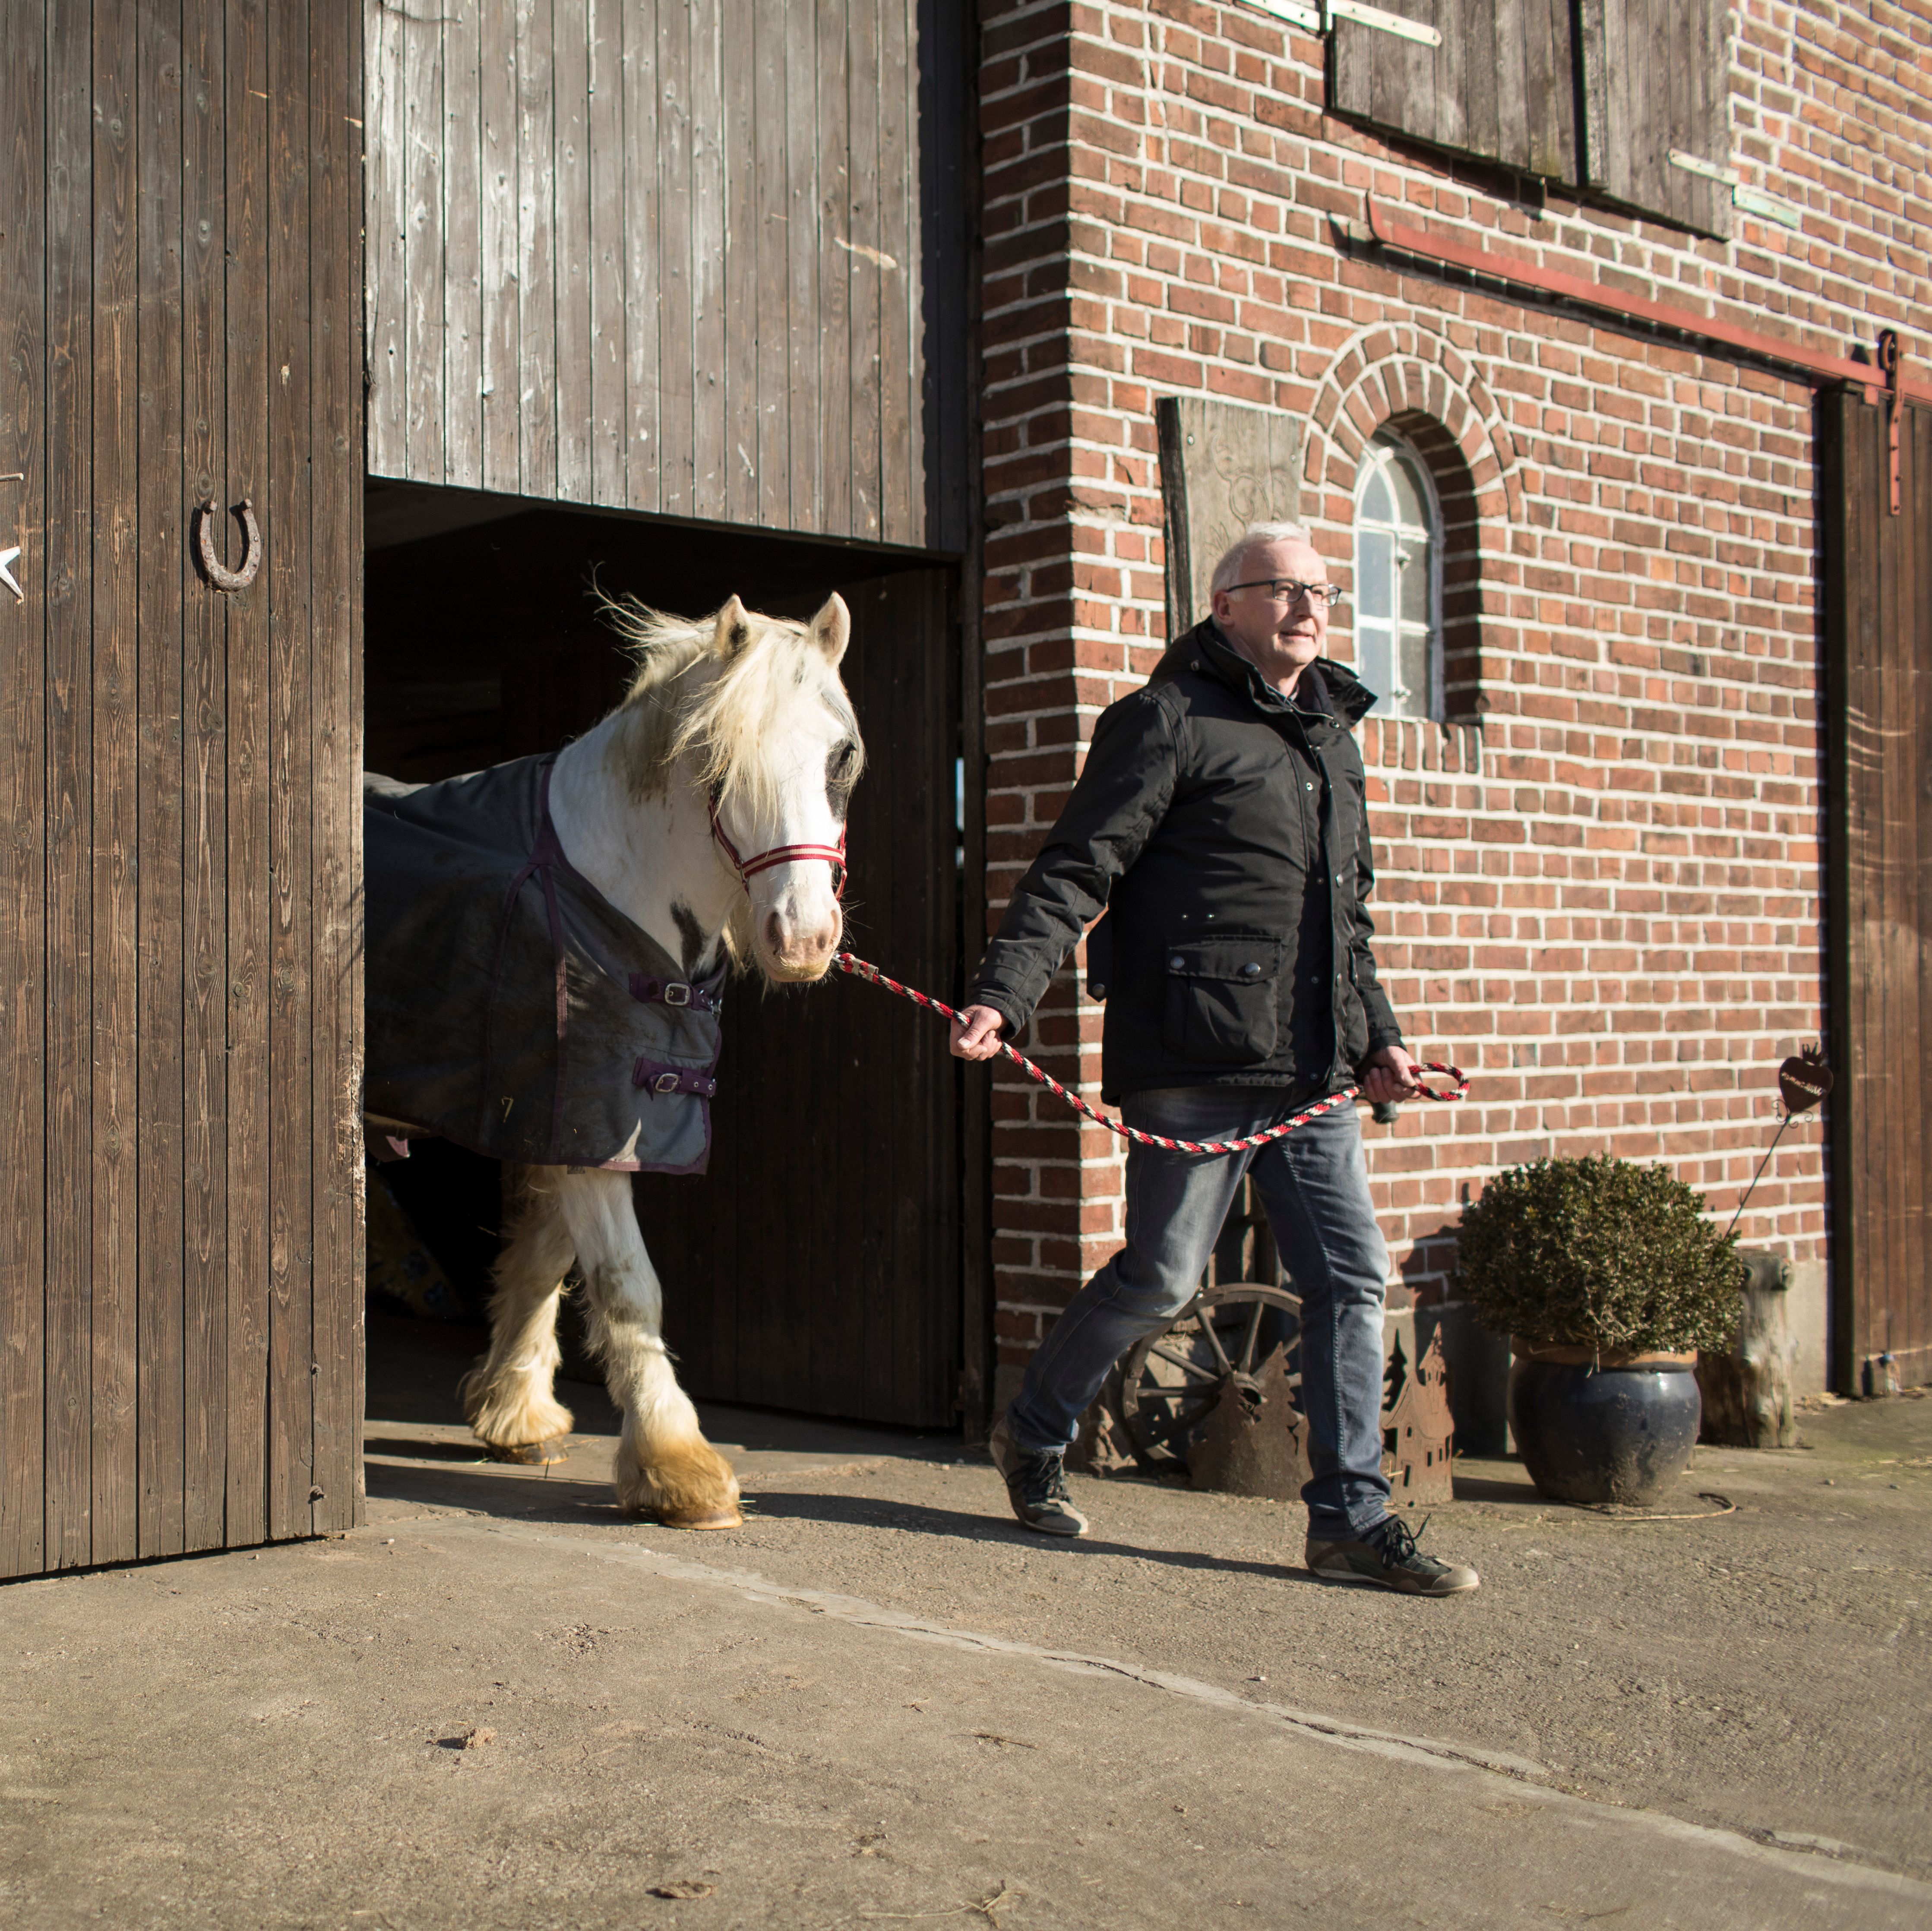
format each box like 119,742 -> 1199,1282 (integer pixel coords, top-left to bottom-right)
1300,329 -> 1523,738
1300,326 -> 1525,528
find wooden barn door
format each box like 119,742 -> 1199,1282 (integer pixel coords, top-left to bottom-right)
0,0 -> 364,1577
637,569 -> 962,1426
1823,387 -> 1932,1392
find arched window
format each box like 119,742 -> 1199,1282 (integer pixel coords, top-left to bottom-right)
1353,433 -> 1442,721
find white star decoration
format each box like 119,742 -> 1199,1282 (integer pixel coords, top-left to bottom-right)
0,546 -> 19,602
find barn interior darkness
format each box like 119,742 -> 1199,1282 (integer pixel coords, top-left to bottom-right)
364,480 -> 966,1422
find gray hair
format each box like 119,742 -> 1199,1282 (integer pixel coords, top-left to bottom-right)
1208,521 -> 1314,599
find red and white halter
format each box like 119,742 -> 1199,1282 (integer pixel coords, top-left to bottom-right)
707,787 -> 848,898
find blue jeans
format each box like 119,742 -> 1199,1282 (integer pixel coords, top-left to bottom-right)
1008,1087 -> 1392,1540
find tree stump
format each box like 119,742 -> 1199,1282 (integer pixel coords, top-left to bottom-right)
1697,1248 -> 1799,1447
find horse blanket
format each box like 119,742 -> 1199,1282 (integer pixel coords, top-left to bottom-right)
364,755 -> 724,1173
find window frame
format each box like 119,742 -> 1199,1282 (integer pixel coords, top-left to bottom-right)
1351,430 -> 1445,724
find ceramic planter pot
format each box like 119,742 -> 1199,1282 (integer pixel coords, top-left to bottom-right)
1507,1341 -> 1701,1507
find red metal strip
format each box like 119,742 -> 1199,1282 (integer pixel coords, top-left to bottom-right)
1365,199 -> 1932,407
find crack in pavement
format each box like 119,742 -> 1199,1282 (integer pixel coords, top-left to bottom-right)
407,1516 -> 1932,1906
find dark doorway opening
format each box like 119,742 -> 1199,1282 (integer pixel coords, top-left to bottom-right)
364,482 -> 966,1427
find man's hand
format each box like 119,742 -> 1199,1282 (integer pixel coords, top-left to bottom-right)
950,1004 -> 1008,1062
1360,1045 -> 1424,1107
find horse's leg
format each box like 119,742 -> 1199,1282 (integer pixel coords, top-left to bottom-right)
555,1168 -> 742,1529
458,1164 -> 578,1463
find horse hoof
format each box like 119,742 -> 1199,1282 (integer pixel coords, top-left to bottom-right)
658,1504 -> 743,1531
487,1436 -> 570,1466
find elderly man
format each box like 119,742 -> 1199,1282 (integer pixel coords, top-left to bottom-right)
952,522 -> 1477,1596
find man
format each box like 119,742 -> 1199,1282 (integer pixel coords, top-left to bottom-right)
952,521 -> 1478,1596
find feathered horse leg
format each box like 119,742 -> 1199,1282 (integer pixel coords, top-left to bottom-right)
555,1168 -> 742,1529
458,1164 -> 578,1463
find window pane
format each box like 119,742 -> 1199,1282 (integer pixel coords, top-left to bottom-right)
1356,528 -> 1392,619
1398,544 -> 1429,626
1389,449 -> 1429,529
1358,625 -> 1393,711
1397,626 -> 1431,718
1359,465 -> 1393,525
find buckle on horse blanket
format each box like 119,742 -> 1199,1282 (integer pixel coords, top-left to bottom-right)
633,1058 -> 718,1099
629,972 -> 717,1012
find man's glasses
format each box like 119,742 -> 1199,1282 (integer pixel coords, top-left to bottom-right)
1224,578 -> 1345,609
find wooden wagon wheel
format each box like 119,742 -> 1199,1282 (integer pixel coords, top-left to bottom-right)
1118,1284 -> 1302,1473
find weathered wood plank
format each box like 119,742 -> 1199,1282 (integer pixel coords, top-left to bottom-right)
877,0 -> 914,548
515,0 -> 557,498
137,0 -> 188,1558
1902,403 -> 1932,1376
181,0 -> 231,1552
785,0 -> 820,533
265,0 -> 316,1543
40,0 -> 86,1568
89,0 -> 142,1569
43,0 -> 91,1548
689,0 -> 727,521
225,0 -> 273,1550
845,0 -> 882,540
655,0 -> 693,515
553,0 -> 592,501
1909,404 -> 1932,1377
310,0 -> 365,1535
816,0 -> 851,537
587,0 -> 626,507
740,0 -> 777,530
402,0 -> 445,483
443,0 -> 484,490
621,0 -> 660,513
479,0 -> 521,493
0,0 -> 49,1579
365,0 -> 409,475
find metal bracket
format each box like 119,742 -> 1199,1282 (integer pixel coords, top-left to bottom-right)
1880,330 -> 1903,515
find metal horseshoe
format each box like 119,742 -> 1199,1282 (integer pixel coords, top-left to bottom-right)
196,495 -> 261,593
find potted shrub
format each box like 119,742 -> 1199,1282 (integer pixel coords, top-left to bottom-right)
1455,1155 -> 1743,1506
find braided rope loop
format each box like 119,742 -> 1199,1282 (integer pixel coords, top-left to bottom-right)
832,952 -> 1466,1155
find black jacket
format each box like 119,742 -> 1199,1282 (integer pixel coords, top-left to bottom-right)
966,618 -> 1404,1104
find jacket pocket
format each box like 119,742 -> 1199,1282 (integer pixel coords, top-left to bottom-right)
1162,932 -> 1284,1065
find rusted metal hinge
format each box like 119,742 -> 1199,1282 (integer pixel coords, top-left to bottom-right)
1879,329 -> 1904,515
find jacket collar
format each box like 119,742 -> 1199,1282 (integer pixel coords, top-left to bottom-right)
1159,617 -> 1379,729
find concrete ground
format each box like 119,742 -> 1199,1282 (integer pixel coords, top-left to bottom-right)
2,1317 -> 1928,1929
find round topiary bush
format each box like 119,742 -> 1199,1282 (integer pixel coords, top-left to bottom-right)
1455,1154 -> 1743,1354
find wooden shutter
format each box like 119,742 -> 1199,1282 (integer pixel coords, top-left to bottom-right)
1157,399 -> 1304,638
1330,0 -> 1578,183
1577,0 -> 1733,237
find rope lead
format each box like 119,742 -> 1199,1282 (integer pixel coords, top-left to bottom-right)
832,952 -> 1467,1156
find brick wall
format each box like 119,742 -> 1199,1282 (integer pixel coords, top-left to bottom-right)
975,0 -> 1932,1400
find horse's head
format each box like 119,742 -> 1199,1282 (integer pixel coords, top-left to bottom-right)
688,593 -> 863,984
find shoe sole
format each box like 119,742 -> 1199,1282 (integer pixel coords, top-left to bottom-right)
1011,1506 -> 1088,1537
1306,1563 -> 1479,1596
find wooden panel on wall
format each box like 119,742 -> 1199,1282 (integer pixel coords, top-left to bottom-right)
1578,0 -> 1732,237
1157,397 -> 1304,638
1331,0 -> 1578,184
0,0 -> 364,1579
364,0 -> 963,551
1824,388 -> 1932,1392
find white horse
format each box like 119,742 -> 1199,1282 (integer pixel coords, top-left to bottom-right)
452,592 -> 861,1528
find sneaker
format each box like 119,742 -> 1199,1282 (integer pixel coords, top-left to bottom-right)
1304,1514 -> 1479,1595
988,1415 -> 1090,1537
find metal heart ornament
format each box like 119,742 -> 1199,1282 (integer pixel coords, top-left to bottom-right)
1777,1052 -> 1833,1114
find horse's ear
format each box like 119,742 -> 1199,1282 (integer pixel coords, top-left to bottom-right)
713,595 -> 753,660
809,592 -> 851,667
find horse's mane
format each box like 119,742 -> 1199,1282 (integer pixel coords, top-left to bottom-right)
595,593 -> 861,818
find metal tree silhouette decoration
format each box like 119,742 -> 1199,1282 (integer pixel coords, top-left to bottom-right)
1724,1045 -> 1833,1241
